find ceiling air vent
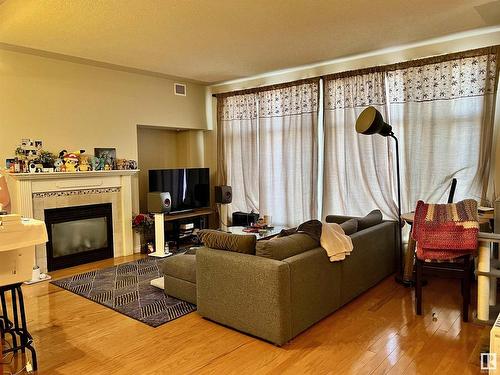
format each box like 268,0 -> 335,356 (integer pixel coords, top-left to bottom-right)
174,83 -> 186,96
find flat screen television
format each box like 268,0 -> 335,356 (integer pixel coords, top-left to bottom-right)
148,168 -> 210,213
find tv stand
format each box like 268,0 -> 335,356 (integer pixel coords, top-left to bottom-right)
152,208 -> 214,255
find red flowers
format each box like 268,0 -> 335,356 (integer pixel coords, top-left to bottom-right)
132,213 -> 154,233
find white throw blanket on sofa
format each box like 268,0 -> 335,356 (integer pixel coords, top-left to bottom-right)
320,222 -> 353,262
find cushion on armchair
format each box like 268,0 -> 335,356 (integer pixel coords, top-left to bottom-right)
198,229 -> 257,254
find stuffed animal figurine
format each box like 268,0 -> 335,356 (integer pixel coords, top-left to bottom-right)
63,153 -> 79,172
54,158 -> 64,172
79,155 -> 90,171
96,154 -> 106,171
89,156 -> 99,171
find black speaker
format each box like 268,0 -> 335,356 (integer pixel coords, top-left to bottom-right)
215,185 -> 232,204
147,192 -> 172,213
232,211 -> 259,226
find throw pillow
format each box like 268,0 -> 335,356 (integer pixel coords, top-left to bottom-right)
198,229 -> 256,254
340,218 -> 358,235
357,209 -> 383,231
256,233 -> 319,260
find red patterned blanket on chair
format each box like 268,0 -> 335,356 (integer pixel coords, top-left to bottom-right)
412,199 -> 479,261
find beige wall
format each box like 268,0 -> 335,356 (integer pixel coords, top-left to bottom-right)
0,48 -> 207,165
0,48 -> 210,222
137,126 -> 211,212
208,29 -> 500,200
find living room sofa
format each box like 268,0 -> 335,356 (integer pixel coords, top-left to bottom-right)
193,215 -> 398,346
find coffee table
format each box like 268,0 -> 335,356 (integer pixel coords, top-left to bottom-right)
227,226 -> 285,240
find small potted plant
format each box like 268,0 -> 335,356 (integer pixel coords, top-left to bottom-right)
132,213 -> 155,254
38,150 -> 56,172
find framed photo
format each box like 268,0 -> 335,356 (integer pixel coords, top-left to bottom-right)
94,148 -> 117,169
34,140 -> 43,150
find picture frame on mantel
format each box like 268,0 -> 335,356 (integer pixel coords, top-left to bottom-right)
94,148 -> 117,170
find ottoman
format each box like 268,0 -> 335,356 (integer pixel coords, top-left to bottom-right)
161,248 -> 197,304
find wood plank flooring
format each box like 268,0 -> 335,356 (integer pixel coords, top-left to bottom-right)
1,255 -> 490,374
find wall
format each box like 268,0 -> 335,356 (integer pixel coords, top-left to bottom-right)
0,48 -> 210,249
0,48 -> 207,165
136,126 -> 210,212
207,28 -> 500,200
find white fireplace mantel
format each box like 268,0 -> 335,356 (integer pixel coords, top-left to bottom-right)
7,170 -> 139,271
8,170 -> 138,181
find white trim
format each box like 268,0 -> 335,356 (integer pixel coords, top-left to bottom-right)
8,170 -> 139,180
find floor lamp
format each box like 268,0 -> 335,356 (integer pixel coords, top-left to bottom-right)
355,106 -> 409,286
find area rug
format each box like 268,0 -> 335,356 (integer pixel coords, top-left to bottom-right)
51,257 -> 196,327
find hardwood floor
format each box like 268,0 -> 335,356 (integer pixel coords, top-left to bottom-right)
1,255 -> 490,374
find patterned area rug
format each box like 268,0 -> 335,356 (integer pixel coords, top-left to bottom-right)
51,257 -> 196,327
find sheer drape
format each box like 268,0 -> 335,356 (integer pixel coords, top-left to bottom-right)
387,51 -> 498,210
258,81 -> 319,226
217,94 -> 259,215
322,72 -> 398,219
218,81 -> 319,227
219,47 -> 498,227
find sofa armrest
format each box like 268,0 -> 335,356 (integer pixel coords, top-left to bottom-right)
196,248 -> 292,346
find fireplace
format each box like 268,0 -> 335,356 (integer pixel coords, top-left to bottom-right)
45,203 -> 114,271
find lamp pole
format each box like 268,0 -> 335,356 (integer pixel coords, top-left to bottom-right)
355,106 -> 411,287
389,133 -> 409,286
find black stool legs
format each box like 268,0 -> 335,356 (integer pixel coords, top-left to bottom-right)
0,283 -> 37,371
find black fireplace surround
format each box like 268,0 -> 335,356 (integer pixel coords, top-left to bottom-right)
45,203 -> 114,271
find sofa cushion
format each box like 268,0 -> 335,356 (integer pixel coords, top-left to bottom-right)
357,210 -> 383,231
198,229 -> 256,254
256,233 -> 319,260
340,218 -> 358,235
162,253 -> 197,284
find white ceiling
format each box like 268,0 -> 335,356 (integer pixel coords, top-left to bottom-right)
1,0 -> 499,84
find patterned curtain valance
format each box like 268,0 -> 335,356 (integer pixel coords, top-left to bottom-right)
387,52 -> 498,103
258,81 -> 319,117
324,71 -> 386,110
218,93 -> 257,121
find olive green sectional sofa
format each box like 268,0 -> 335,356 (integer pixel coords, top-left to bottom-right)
163,214 -> 398,346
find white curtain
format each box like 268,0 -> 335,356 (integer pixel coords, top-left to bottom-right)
387,51 -> 498,211
218,81 -> 319,227
220,48 -> 498,227
258,81 -> 319,226
217,93 -> 259,215
322,72 -> 398,219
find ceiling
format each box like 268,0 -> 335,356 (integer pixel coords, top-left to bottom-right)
1,0 -> 499,84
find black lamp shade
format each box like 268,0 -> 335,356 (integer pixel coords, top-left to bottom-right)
355,106 -> 392,137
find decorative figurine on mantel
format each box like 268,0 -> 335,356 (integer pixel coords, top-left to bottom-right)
79,155 -> 91,171
89,156 -> 99,171
53,157 -> 64,172
63,152 -> 80,172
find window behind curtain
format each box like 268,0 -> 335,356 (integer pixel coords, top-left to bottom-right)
218,47 -> 498,225
217,93 -> 259,216
217,80 -> 319,227
387,51 -> 498,211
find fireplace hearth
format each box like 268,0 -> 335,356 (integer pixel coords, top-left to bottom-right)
45,203 -> 114,271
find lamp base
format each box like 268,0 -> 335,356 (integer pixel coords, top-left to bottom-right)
395,274 -> 414,287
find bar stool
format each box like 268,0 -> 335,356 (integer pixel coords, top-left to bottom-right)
1,283 -> 37,371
